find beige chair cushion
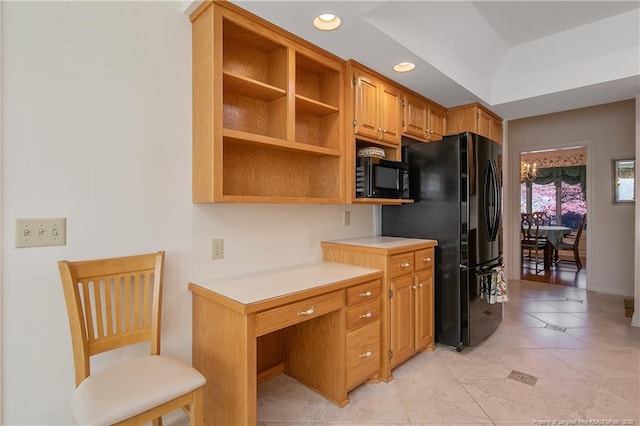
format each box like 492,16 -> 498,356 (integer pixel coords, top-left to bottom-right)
71,355 -> 206,425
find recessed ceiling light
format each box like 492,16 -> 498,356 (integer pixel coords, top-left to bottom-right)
313,13 -> 341,31
393,62 -> 416,73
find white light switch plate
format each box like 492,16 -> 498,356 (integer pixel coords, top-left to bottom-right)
15,218 -> 67,248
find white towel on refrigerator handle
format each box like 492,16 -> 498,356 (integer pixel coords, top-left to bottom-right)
480,265 -> 508,304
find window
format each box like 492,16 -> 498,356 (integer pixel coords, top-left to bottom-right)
613,159 -> 634,204
521,166 -> 587,230
531,182 -> 556,223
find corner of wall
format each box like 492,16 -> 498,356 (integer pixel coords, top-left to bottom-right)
633,96 -> 640,327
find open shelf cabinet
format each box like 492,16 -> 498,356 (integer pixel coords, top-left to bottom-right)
191,2 -> 345,203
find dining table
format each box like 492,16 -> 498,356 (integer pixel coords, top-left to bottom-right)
536,225 -> 572,269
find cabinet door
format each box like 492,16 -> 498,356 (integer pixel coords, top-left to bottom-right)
427,104 -> 446,141
379,84 -> 402,145
354,71 -> 380,140
491,119 -> 503,145
390,274 -> 414,367
402,93 -> 427,141
477,108 -> 493,140
414,270 -> 434,351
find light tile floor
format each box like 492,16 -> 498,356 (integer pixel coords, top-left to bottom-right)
173,279 -> 640,425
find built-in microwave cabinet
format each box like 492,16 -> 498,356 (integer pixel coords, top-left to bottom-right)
402,92 -> 446,143
191,1 -> 345,204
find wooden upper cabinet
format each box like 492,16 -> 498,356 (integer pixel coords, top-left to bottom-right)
379,84 -> 402,144
427,103 -> 446,142
353,72 -> 380,141
446,103 -> 503,144
402,93 -> 446,142
191,2 -> 345,203
490,118 -> 503,145
402,93 -> 428,140
353,67 -> 401,145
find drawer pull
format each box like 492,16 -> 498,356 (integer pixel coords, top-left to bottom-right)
359,311 -> 373,319
358,290 -> 373,297
418,283 -> 423,288
359,350 -> 373,358
422,257 -> 431,262
296,306 -> 316,316
400,262 -> 411,268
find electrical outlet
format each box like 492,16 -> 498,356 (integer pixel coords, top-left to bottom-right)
343,210 -> 351,226
211,238 -> 224,260
15,218 -> 67,248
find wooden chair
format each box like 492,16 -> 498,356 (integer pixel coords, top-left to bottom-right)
58,251 -> 205,425
555,214 -> 586,269
531,211 -> 550,225
521,214 -> 546,273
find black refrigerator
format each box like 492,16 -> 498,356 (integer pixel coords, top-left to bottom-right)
382,132 -> 503,351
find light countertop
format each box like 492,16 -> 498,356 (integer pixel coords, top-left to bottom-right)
189,261 -> 382,311
321,236 -> 438,250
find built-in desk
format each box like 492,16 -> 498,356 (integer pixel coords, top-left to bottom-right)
189,262 -> 383,426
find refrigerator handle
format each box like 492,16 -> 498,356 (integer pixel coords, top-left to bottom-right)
483,159 -> 500,242
490,160 -> 501,241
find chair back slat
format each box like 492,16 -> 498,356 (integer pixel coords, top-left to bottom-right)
58,251 -> 164,386
80,271 -> 155,346
575,213 -> 586,242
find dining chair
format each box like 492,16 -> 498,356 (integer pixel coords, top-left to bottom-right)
58,251 -> 206,425
521,214 -> 546,273
531,211 -> 550,225
555,214 -> 586,269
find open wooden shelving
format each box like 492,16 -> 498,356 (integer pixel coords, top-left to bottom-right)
191,2 -> 344,203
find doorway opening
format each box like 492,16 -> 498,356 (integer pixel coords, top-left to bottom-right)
519,147 -> 587,288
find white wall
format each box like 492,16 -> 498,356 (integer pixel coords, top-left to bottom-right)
0,2 -> 376,424
192,204 -> 375,282
506,100 -> 636,297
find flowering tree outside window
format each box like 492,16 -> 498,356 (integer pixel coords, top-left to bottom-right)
531,182 -> 556,223
560,182 -> 587,229
520,167 -> 587,230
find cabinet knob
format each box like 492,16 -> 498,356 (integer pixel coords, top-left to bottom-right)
359,350 -> 373,358
359,311 -> 373,319
358,290 -> 373,297
412,285 -> 417,290
297,306 -> 316,316
418,283 -> 424,288
422,257 -> 431,262
400,262 -> 411,268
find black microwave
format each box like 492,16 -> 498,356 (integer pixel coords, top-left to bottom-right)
356,157 -> 410,199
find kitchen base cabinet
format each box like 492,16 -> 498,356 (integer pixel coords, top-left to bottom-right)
189,262 -> 383,425
321,236 -> 438,381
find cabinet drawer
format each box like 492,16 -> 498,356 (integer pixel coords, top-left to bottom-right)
346,280 -> 381,307
346,299 -> 380,330
256,291 -> 344,337
389,252 -> 414,277
414,248 -> 434,272
346,321 -> 380,389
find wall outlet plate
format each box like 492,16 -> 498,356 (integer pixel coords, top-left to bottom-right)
343,210 -> 351,226
211,238 -> 224,260
15,218 -> 66,248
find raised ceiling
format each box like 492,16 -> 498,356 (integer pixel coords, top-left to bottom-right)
230,0 -> 640,120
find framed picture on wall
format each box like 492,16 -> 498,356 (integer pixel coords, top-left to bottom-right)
612,158 -> 635,204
